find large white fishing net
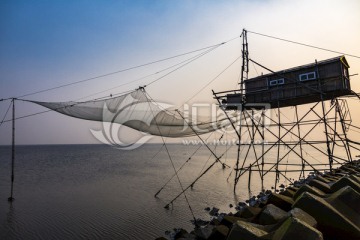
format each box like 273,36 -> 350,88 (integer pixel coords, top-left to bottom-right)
31,89 -> 232,137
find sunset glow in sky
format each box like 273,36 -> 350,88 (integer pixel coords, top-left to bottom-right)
1,0 -> 359,145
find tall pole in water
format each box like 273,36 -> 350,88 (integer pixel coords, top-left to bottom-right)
8,98 -> 15,202
234,29 -> 249,192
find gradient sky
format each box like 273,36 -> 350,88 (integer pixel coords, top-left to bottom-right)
0,0 -> 359,145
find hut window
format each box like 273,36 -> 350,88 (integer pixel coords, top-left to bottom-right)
277,79 -> 285,85
299,72 -> 316,81
269,80 -> 277,86
269,78 -> 285,86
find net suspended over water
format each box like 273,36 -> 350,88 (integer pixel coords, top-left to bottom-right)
30,89 -> 233,137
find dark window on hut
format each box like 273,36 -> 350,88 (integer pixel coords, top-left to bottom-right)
269,78 -> 285,87
299,72 -> 316,81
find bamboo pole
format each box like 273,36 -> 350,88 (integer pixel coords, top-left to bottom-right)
8,99 -> 15,202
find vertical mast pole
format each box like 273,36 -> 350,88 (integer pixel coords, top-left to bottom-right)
8,98 -> 15,202
234,29 -> 249,192
240,29 -> 249,95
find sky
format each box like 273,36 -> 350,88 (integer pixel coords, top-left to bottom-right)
0,0 -> 360,145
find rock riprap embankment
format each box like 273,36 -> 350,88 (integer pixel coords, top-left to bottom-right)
157,160 -> 360,240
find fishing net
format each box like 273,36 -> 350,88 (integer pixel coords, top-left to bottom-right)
31,89 -> 233,137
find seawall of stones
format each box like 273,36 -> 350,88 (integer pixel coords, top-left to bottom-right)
157,160 -> 360,240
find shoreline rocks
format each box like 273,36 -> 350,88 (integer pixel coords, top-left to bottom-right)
158,160 -> 360,240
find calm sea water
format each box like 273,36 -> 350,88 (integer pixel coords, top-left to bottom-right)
0,143 -> 336,239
